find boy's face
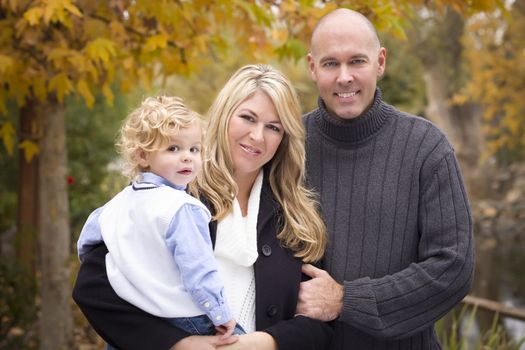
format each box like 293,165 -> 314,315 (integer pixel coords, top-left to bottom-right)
141,122 -> 202,187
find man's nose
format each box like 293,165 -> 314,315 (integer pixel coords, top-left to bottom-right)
337,65 -> 353,85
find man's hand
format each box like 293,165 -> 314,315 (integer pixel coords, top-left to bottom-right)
296,264 -> 343,321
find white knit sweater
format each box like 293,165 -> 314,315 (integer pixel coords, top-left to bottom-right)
214,171 -> 263,333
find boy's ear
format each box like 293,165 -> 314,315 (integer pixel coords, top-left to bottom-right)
136,149 -> 149,168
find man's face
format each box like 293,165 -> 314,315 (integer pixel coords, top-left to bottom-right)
308,17 -> 386,120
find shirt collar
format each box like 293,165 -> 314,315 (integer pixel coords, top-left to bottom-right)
135,172 -> 187,191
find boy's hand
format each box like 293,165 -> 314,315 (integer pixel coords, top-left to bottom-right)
215,319 -> 237,339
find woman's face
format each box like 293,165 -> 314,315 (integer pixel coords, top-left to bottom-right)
228,90 -> 285,178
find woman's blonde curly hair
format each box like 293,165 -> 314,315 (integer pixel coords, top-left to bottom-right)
117,96 -> 202,181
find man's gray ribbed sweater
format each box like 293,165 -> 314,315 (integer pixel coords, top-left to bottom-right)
304,89 -> 474,349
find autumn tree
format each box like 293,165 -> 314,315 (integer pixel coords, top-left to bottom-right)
0,1 -> 506,349
0,1 -> 308,348
460,0 -> 525,164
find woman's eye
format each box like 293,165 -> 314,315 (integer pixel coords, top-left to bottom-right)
240,114 -> 255,122
267,124 -> 281,133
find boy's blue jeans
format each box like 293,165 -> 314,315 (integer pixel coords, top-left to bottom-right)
106,315 -> 245,349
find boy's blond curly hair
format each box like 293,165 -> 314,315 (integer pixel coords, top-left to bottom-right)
117,96 -> 202,180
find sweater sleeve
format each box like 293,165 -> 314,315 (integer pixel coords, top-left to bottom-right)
72,243 -> 188,349
339,149 -> 474,339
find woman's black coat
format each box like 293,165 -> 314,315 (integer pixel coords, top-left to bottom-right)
73,178 -> 333,349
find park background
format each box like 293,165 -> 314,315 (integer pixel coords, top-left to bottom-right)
1,0 -> 524,349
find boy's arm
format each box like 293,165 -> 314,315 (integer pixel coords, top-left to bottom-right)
73,243 -> 188,349
166,204 -> 232,326
77,206 -> 105,261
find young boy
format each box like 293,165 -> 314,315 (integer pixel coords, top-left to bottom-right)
77,96 -> 243,344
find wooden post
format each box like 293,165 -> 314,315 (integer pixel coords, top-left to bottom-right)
462,295 -> 525,322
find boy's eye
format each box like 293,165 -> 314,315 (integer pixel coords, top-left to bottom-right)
190,146 -> 200,153
167,145 -> 179,152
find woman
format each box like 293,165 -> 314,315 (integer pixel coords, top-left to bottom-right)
73,64 -> 332,350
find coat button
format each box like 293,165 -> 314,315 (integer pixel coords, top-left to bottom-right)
261,244 -> 272,257
266,305 -> 278,317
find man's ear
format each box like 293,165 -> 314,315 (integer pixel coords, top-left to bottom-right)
377,47 -> 387,78
307,53 -> 318,82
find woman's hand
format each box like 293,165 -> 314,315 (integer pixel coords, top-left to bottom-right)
170,334 -> 238,350
218,332 -> 277,350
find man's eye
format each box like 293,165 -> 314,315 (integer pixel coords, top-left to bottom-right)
322,61 -> 338,67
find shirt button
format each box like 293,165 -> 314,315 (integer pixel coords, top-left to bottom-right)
216,315 -> 222,321
204,302 -> 210,308
261,244 -> 272,257
266,305 -> 278,317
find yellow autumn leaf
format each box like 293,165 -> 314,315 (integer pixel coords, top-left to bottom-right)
33,77 -> 47,102
76,79 -> 95,108
43,0 -> 57,24
450,93 -> 469,106
1,122 -> 16,156
63,0 -> 83,17
23,6 -> 44,26
0,54 -> 15,74
0,90 -> 6,115
48,72 -> 73,102
143,34 -> 169,53
19,139 -> 39,162
102,83 -> 114,107
85,38 -> 117,64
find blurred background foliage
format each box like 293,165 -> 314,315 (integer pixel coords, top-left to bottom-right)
1,0 -> 525,349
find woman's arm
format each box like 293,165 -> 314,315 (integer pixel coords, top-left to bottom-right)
72,243 -> 187,349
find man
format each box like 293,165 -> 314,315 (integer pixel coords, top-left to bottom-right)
296,8 -> 474,349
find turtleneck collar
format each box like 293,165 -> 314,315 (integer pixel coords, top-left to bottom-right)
314,88 -> 390,143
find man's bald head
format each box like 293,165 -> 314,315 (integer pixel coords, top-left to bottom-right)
310,8 -> 380,56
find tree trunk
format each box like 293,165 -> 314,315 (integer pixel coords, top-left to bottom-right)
412,7 -> 485,195
38,99 -> 72,350
423,66 -> 484,171
17,101 -> 39,277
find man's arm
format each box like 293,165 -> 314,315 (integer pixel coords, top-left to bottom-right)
298,150 -> 474,340
73,243 -> 188,349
